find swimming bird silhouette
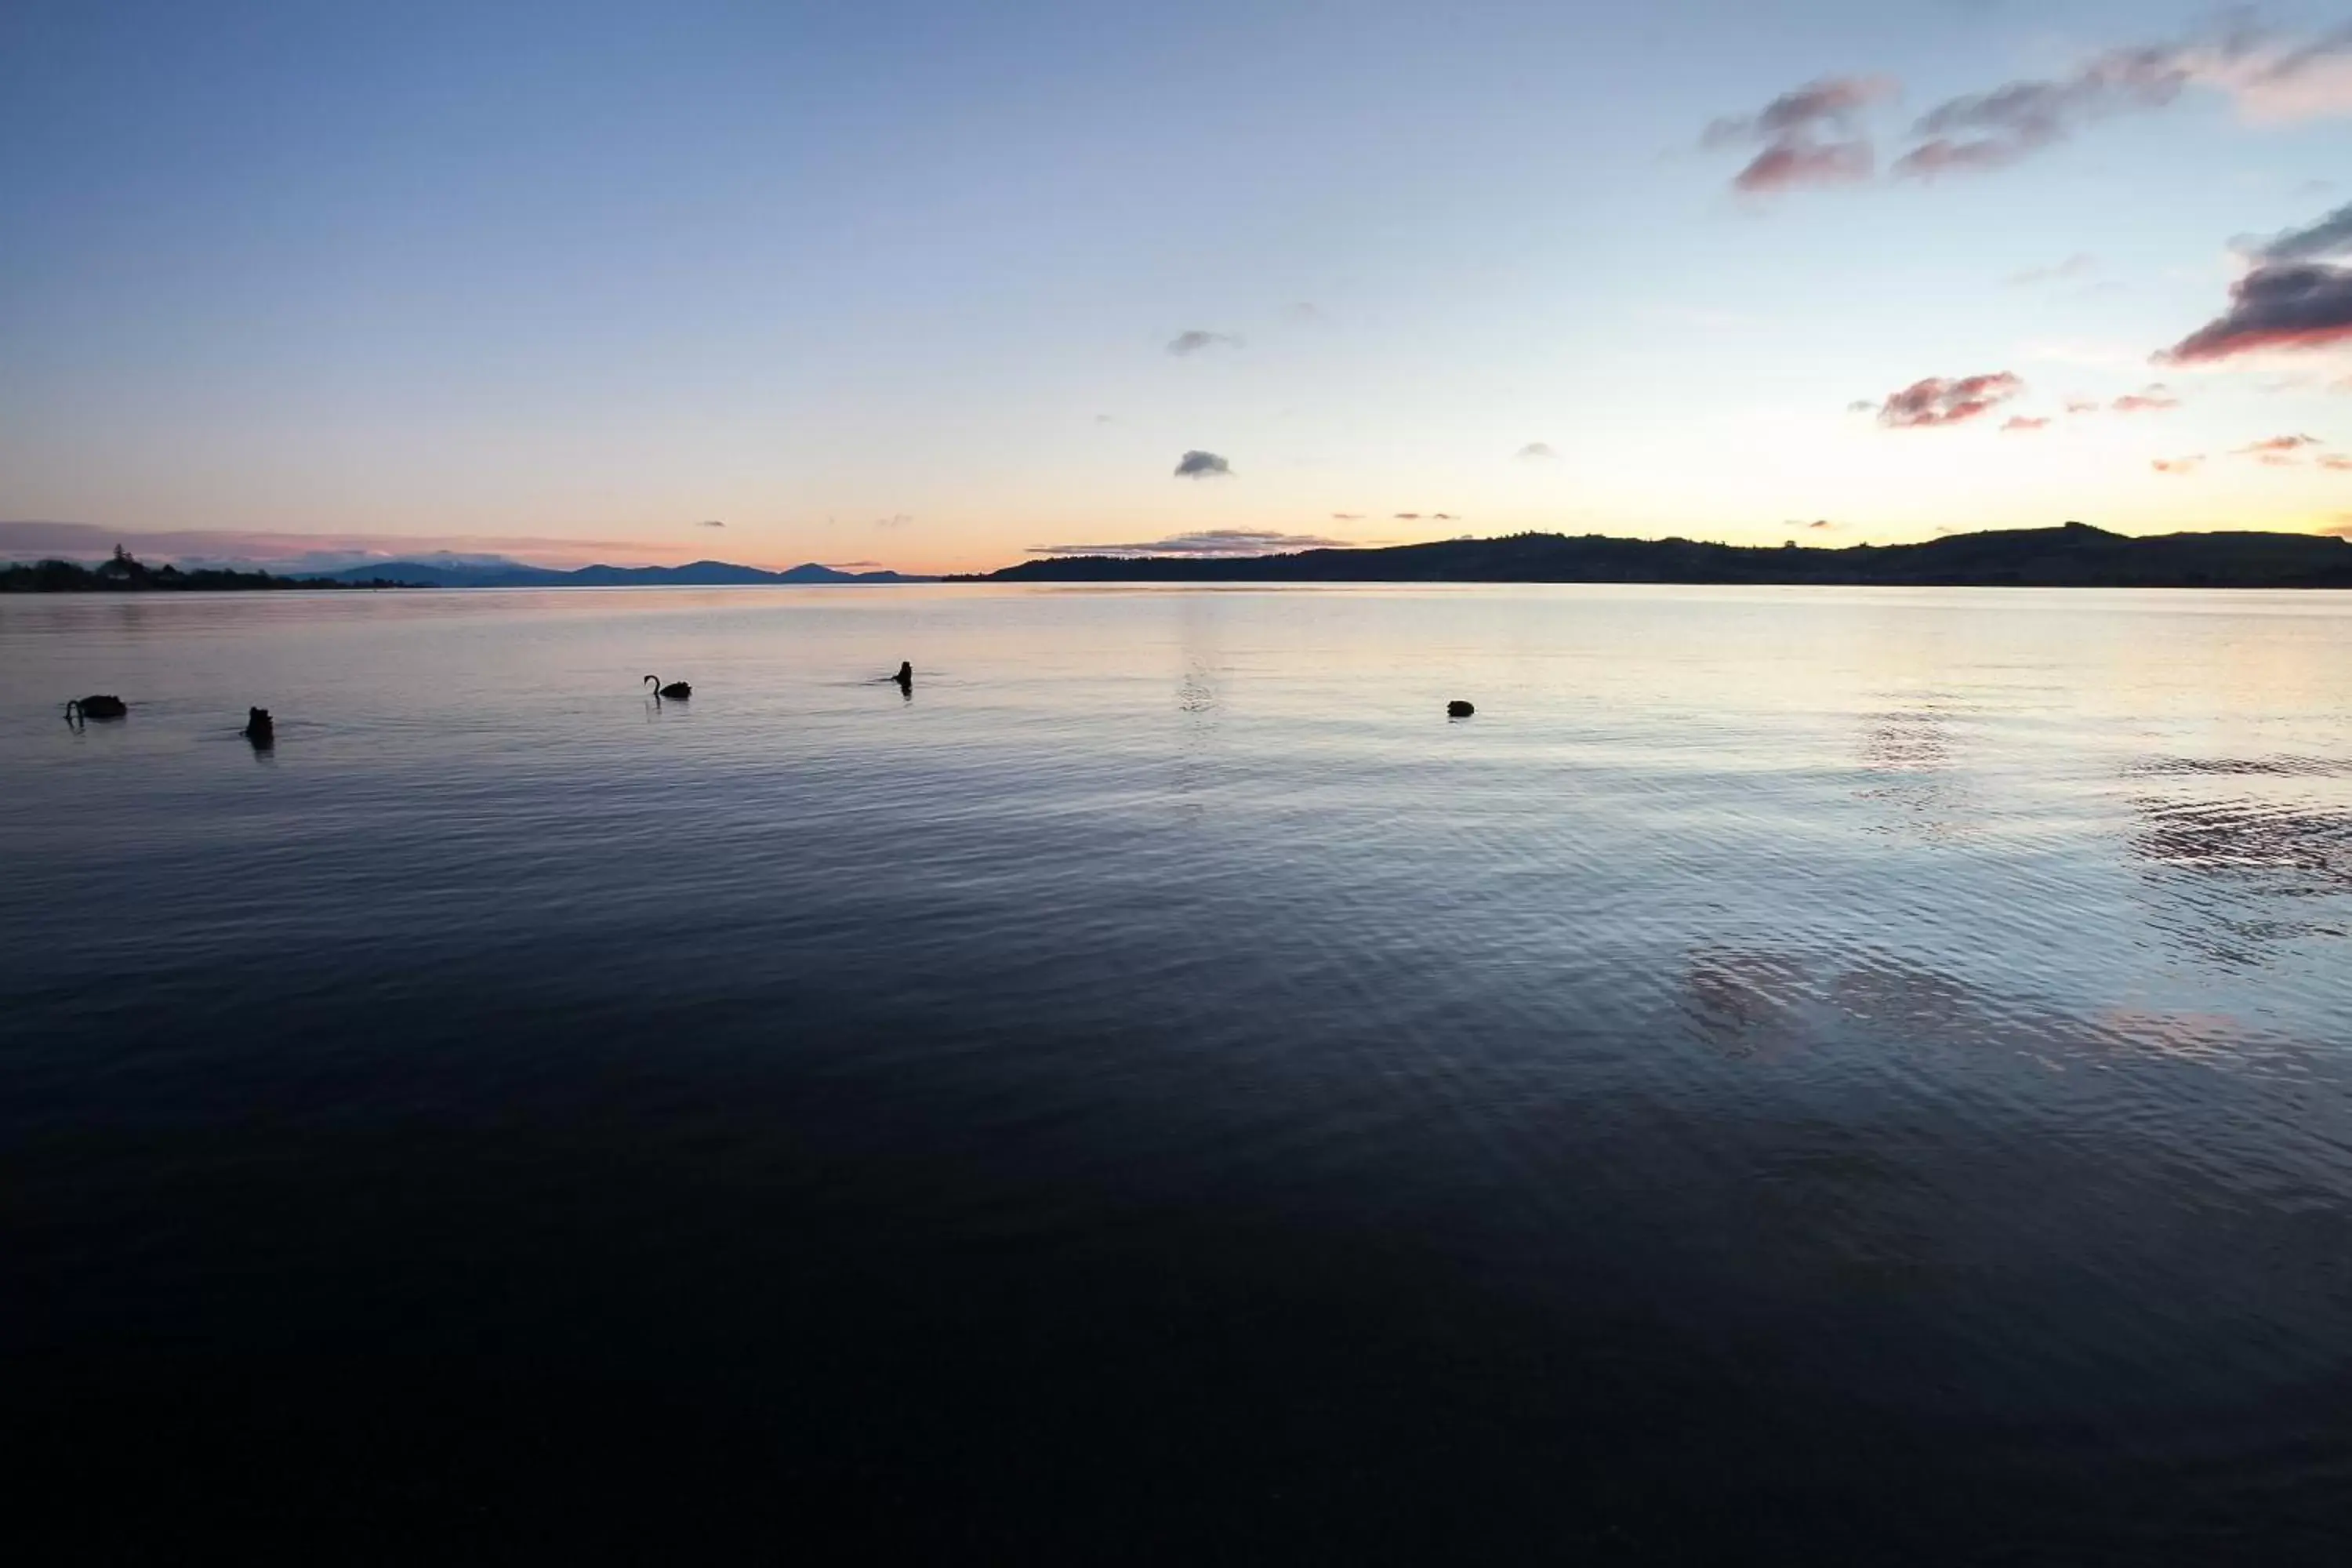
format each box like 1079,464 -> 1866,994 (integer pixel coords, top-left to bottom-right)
1447,700 -> 1475,717
892,661 -> 913,690
242,707 -> 275,745
64,695 -> 129,722
644,675 -> 692,700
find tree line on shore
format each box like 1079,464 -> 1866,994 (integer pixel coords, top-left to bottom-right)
1,546 -> 410,593
984,522 -> 2352,589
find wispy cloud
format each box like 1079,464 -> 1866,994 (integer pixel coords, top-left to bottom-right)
2161,264 -> 2352,361
1733,141 -> 1876,192
1893,45 -> 2196,180
1721,24 -> 2352,196
1174,449 -> 1232,478
1897,23 -> 2352,180
2152,456 -> 2205,474
2321,454 -> 2352,471
2002,416 -> 2050,431
1891,139 -> 2022,179
1875,372 -> 2025,427
1515,441 -> 1559,460
1167,329 -> 1243,356
2066,398 -> 2103,414
1330,512 -> 1366,520
2199,24 -> 2352,122
695,518 -> 726,528
1704,76 -> 1893,147
2006,253 -> 2098,287
1026,528 -> 1352,558
874,513 -> 916,528
2238,434 -> 2325,466
1702,75 -> 1892,193
2111,383 -> 2180,412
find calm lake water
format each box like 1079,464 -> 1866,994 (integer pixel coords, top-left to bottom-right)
7,583 -> 2351,1561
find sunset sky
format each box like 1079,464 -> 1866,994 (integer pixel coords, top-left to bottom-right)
4,1 -> 2349,573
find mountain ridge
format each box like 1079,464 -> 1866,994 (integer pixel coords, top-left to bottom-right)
980,523 -> 2352,588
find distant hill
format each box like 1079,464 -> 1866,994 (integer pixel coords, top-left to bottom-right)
301,559 -> 926,588
984,523 -> 2352,589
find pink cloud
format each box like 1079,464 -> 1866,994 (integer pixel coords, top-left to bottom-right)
1704,75 -> 1893,194
1712,25 -> 2352,199
1893,136 -> 2034,180
2151,456 -> 2204,474
2002,416 -> 2050,432
2190,31 -> 2352,123
1893,44 -> 2194,179
2238,434 -> 2327,466
1897,24 -> 2352,181
1876,372 -> 2026,428
1706,77 -> 1898,145
2111,384 -> 2180,412
1733,140 -> 1874,192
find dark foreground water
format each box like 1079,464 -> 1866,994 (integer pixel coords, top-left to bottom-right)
6,584 -> 2351,1563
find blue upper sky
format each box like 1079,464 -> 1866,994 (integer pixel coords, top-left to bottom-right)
3,0 -> 2347,571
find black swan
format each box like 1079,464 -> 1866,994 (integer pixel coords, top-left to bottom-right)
644,675 -> 692,700
242,707 -> 275,745
892,661 -> 913,689
1447,700 -> 1475,717
64,695 -> 129,722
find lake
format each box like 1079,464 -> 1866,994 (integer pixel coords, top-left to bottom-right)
6,583 -> 2350,1561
